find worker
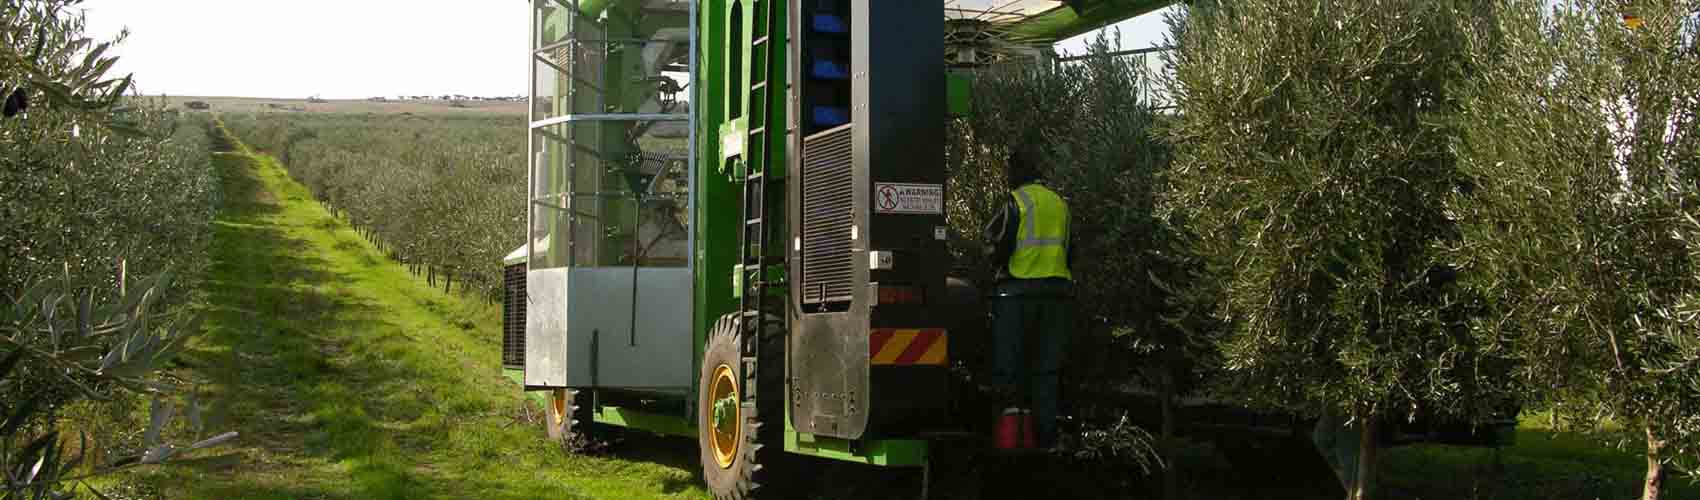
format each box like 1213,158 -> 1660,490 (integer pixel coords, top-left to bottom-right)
982,147 -> 1073,450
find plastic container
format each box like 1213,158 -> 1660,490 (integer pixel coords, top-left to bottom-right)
996,408 -> 1038,449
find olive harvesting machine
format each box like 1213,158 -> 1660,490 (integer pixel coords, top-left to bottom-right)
498,0 -> 1514,497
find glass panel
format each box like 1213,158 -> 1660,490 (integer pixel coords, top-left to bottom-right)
534,24 -> 608,123
635,154 -> 690,267
532,35 -> 689,122
605,36 -> 690,116
530,1 -> 693,269
532,119 -> 689,269
534,0 -> 573,50
569,194 -> 637,267
529,194 -> 570,269
532,54 -> 565,124
529,0 -> 692,123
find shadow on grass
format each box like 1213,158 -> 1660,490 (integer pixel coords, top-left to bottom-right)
164,151 -> 419,498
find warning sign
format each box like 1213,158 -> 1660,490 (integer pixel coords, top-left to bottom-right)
874,183 -> 944,215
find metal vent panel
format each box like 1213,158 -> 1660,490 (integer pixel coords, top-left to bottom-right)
801,125 -> 856,304
501,263 -> 526,368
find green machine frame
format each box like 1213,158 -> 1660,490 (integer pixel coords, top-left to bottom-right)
511,0 -> 1176,469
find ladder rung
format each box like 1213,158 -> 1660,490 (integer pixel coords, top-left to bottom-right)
745,218 -> 764,226
749,126 -> 766,136
753,36 -> 769,46
751,81 -> 767,92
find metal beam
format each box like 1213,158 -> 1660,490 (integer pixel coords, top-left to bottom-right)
1055,44 -> 1174,61
1005,0 -> 1178,44
531,113 -> 688,129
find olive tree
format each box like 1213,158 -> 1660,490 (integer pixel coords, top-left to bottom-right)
2,2 -> 230,497
1448,2 -> 1700,499
1,0 -> 216,300
1163,1 -> 1517,498
3,275 -> 235,499
1,0 -> 135,126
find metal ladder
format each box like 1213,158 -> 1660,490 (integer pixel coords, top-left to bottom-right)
737,0 -> 783,408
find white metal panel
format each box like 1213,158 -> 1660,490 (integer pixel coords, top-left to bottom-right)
565,267 -> 693,390
524,268 -> 572,388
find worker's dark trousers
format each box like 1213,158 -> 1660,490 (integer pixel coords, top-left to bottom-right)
990,284 -> 1073,448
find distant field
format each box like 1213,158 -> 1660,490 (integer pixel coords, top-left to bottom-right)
151,95 -> 527,116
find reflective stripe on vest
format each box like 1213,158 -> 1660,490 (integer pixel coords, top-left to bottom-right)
1009,184 -> 1072,280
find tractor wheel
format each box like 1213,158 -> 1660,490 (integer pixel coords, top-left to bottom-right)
545,388 -> 599,452
698,313 -> 795,499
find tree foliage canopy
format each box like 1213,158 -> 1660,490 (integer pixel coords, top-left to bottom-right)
1,0 -> 217,300
2,1 -> 225,497
1163,0 -> 1514,424
1449,0 -> 1700,479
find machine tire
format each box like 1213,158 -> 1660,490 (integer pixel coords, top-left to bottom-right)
545,388 -> 600,452
698,313 -> 794,500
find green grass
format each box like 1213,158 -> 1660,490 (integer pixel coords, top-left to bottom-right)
125,137 -> 706,499
1377,416 -> 1699,500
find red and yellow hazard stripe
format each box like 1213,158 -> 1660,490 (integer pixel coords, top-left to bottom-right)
869,329 -> 947,366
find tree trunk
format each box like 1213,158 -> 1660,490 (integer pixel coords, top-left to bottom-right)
427,266 -> 435,286
1160,370 -> 1179,500
1348,414 -> 1379,500
444,273 -> 452,294
1644,425 -> 1665,500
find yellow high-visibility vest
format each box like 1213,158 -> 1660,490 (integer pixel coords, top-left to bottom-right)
1009,183 -> 1072,280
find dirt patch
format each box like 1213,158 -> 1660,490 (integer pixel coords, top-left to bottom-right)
254,189 -> 278,205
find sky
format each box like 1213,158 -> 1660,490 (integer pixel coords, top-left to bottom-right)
80,1 -> 1175,100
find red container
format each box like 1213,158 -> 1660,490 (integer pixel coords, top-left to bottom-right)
994,408 -> 1024,449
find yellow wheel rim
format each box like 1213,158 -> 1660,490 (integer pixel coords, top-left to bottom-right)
709,364 -> 740,469
551,389 -> 568,429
